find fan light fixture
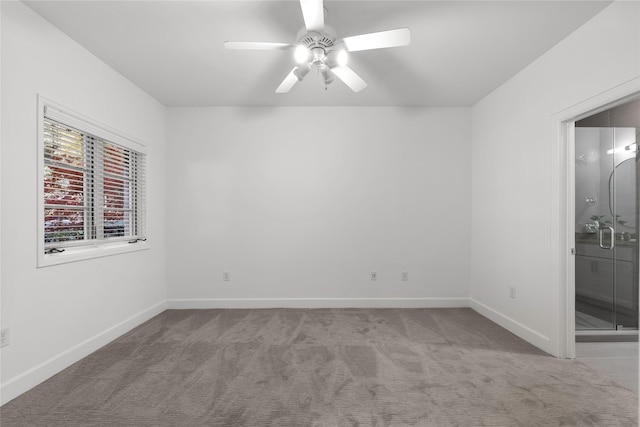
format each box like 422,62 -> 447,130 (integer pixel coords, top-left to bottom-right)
320,66 -> 334,86
224,0 -> 411,93
294,45 -> 310,64
293,63 -> 311,81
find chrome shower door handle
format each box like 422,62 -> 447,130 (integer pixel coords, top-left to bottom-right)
598,226 -> 615,249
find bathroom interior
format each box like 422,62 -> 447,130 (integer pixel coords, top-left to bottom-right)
575,97 -> 639,339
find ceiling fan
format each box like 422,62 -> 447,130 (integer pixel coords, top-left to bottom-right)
224,0 -> 411,93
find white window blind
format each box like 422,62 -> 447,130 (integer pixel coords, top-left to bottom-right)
43,115 -> 146,251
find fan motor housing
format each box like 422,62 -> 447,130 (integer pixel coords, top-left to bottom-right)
297,30 -> 339,67
298,31 -> 336,52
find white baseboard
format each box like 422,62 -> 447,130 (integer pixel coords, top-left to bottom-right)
167,297 -> 471,309
469,298 -> 552,354
0,301 -> 167,406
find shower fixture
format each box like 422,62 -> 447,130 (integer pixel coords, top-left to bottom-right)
606,143 -> 637,155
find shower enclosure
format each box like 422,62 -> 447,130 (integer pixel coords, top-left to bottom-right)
575,99 -> 639,333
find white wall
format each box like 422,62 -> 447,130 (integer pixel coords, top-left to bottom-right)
166,107 -> 471,307
470,1 -> 640,356
0,2 -> 167,404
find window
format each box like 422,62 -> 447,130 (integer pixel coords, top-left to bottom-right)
38,99 -> 147,266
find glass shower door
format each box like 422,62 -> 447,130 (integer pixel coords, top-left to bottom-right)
575,126 -> 639,331
575,127 -> 616,330
612,128 -> 638,329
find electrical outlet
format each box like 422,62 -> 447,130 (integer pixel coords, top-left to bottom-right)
1,328 -> 9,348
509,286 -> 516,299
401,272 -> 409,281
223,271 -> 231,282
371,272 -> 377,281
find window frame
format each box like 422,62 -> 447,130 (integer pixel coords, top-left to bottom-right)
37,96 -> 149,267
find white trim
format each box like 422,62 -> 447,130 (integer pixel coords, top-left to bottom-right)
39,240 -> 150,268
470,298 -> 552,354
565,121 -> 577,359
41,98 -> 146,153
0,301 -> 166,406
0,6 -> 3,405
550,77 -> 640,359
37,96 -> 46,267
166,297 -> 471,310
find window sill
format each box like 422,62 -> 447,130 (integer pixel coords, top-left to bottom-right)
38,241 -> 150,268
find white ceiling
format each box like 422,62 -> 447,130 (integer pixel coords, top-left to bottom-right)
24,0 -> 611,107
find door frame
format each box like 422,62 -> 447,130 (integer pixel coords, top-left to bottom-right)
552,77 -> 640,359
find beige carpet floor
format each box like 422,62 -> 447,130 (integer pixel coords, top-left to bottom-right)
0,308 -> 637,426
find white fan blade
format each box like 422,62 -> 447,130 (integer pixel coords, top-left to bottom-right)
342,28 -> 411,52
276,68 -> 300,93
332,66 -> 367,92
224,42 -> 292,51
300,0 -> 324,33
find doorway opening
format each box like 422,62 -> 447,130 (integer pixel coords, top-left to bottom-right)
573,98 -> 640,342
568,94 -> 640,393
